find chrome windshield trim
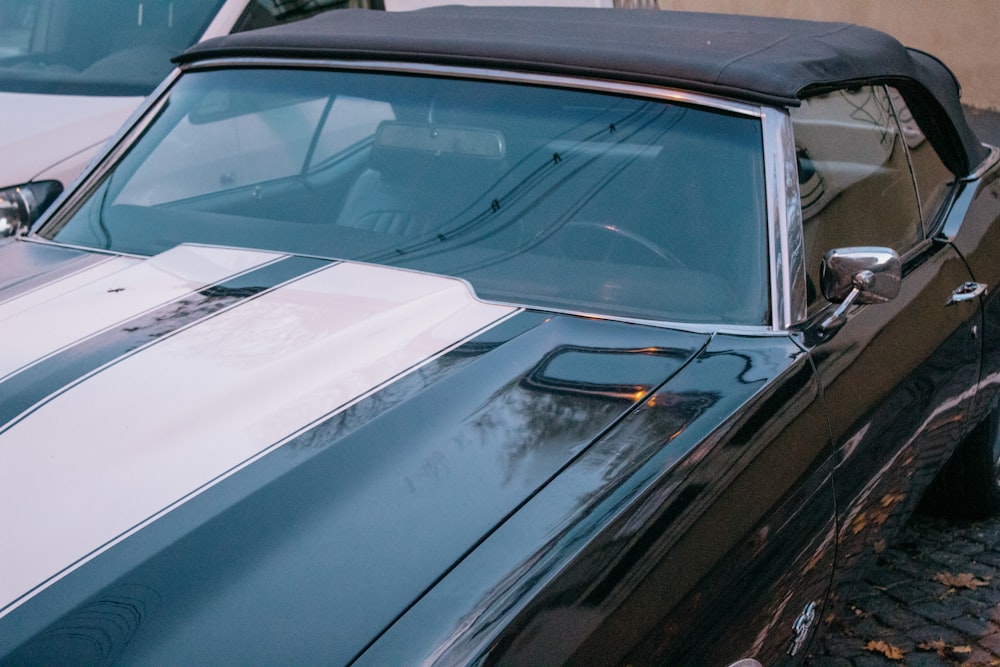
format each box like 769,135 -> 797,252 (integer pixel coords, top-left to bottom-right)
760,107 -> 805,329
180,57 -> 763,118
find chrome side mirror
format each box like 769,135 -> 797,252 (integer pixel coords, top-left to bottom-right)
819,247 -> 900,331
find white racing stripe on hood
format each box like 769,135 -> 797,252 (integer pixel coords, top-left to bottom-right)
0,245 -> 285,380
0,261 -> 517,615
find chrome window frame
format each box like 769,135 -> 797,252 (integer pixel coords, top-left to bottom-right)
35,58 -> 805,334
761,106 -> 807,327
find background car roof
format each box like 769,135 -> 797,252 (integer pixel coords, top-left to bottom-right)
176,6 -> 987,174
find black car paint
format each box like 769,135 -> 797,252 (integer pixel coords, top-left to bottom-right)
4,160 -> 998,663
810,237 -> 980,582
0,248 -> 711,662
354,158 -> 1000,664
355,335 -> 836,666
947,164 -> 1000,425
0,241 -> 834,665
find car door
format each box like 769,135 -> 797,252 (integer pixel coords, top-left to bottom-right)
792,85 -> 981,583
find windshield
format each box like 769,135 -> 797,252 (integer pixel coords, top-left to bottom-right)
42,68 -> 769,325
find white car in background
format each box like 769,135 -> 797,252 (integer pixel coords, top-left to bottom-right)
0,0 -> 377,237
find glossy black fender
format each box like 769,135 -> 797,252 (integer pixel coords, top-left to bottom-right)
359,334 -> 836,666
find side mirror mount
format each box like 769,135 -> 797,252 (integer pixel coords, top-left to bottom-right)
819,247 -> 901,332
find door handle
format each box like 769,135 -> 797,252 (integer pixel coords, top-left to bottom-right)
947,281 -> 988,305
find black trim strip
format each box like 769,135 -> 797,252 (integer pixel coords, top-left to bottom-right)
0,255 -> 331,434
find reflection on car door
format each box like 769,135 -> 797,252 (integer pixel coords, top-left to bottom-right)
793,86 -> 981,585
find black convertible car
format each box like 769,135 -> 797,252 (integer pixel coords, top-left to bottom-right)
1,7 -> 998,666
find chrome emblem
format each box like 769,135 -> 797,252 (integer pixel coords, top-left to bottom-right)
788,600 -> 817,656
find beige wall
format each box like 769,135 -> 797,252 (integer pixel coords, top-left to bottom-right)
657,1 -> 999,110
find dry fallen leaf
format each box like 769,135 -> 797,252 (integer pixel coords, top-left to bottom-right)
865,640 -> 906,660
933,572 -> 991,589
953,645 -> 974,654
918,639 -> 948,657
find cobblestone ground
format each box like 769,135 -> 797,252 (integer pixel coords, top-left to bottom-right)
807,512 -> 1000,666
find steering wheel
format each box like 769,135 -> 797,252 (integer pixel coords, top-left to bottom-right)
561,221 -> 685,269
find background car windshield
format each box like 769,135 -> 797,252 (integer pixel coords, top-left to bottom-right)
0,0 -> 351,96
0,0 -> 229,95
44,68 -> 769,325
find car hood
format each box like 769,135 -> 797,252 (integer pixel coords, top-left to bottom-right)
0,92 -> 141,185
0,241 -> 710,664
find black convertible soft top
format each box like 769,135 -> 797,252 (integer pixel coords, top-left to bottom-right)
177,6 -> 987,174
